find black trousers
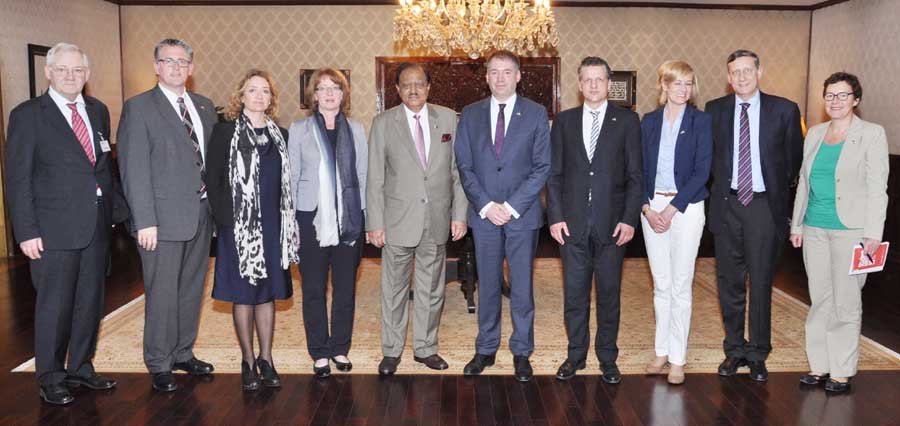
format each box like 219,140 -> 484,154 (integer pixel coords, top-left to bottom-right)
560,225 -> 626,364
31,199 -> 110,386
713,193 -> 782,361
296,210 -> 362,360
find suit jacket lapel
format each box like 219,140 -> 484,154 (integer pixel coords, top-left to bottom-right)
40,93 -> 95,167
592,105 -> 617,168
188,91 -> 214,151
673,107 -> 691,159
392,106 -> 426,173
572,106 -> 590,165
480,100 -> 495,160
426,104 -> 441,174
84,98 -> 106,167
721,95 -> 736,171
151,86 -> 191,144
758,92 -> 774,177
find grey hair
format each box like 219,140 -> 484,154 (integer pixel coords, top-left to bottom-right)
46,42 -> 90,68
154,38 -> 194,62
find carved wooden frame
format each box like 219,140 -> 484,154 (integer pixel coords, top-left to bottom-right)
375,56 -> 560,118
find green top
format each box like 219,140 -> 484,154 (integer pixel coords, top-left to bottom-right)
804,141 -> 848,229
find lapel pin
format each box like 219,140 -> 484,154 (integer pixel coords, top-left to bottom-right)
611,117 -> 617,122
516,112 -> 522,116
680,130 -> 686,134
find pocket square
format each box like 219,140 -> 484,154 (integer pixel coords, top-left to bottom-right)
441,133 -> 452,142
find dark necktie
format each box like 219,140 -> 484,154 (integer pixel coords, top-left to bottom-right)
737,102 -> 753,206
177,96 -> 205,196
67,103 -> 95,165
494,103 -> 506,158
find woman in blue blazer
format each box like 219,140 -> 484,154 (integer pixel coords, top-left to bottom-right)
639,61 -> 712,384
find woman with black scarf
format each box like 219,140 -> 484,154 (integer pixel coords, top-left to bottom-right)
206,69 -> 298,391
288,68 -> 367,378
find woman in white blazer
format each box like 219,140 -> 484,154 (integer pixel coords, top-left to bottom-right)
288,68 -> 367,378
789,72 -> 889,393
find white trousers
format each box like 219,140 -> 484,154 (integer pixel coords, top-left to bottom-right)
640,195 -> 705,366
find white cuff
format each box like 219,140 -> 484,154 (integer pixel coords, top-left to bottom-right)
503,202 -> 520,219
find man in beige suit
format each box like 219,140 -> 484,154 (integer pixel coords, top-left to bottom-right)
367,63 -> 468,375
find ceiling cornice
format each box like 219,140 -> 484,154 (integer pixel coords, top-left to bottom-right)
104,0 -> 850,11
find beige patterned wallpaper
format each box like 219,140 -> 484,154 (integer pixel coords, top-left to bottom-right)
809,0 -> 900,154
120,5 -> 810,129
0,0 -> 122,256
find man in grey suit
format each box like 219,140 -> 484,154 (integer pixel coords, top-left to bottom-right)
366,63 -> 468,375
117,38 -> 218,392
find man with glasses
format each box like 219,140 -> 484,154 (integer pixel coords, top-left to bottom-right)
6,42 -> 128,405
705,49 -> 803,382
366,63 -> 467,375
117,38 -> 218,392
546,56 -> 643,384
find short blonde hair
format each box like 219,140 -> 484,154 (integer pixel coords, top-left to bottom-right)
656,60 -> 698,106
224,69 -> 279,121
305,68 -> 350,112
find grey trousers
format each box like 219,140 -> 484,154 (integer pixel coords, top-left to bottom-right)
140,201 -> 213,373
380,216 -> 447,358
802,224 -> 867,378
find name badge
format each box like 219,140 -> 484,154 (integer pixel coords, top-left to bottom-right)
98,131 -> 111,152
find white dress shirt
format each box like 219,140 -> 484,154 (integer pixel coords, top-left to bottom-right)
481,94 -> 520,220
582,100 -> 608,158
403,104 -> 430,161
158,84 -> 206,161
49,87 -> 101,196
730,90 -> 765,192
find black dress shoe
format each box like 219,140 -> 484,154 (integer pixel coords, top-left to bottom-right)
748,361 -> 768,382
65,373 -> 117,390
257,358 -> 281,387
463,353 -> 495,376
241,361 -> 260,391
513,355 -> 533,383
555,359 -> 586,381
379,357 -> 401,376
313,363 -> 331,378
39,383 -> 74,405
331,356 -> 352,372
600,362 -> 622,384
173,357 -> 214,376
151,372 -> 178,392
824,378 -> 851,393
414,354 -> 449,370
717,357 -> 747,376
800,373 -> 830,385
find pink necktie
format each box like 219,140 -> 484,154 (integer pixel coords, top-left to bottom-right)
67,103 -> 95,165
414,114 -> 427,169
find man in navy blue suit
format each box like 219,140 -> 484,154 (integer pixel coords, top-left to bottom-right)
454,50 -> 551,382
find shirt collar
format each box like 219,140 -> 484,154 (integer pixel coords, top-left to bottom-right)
158,83 -> 188,103
403,103 -> 428,120
583,100 -> 608,116
734,90 -> 760,108
491,93 -> 517,111
48,86 -> 85,108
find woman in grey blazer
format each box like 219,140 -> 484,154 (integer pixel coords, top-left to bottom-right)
288,68 -> 367,378
789,72 -> 889,393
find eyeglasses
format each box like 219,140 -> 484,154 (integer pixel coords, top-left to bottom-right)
729,68 -> 757,78
50,66 -> 87,76
824,92 -> 853,101
398,81 -> 428,91
157,58 -> 191,68
316,86 -> 342,94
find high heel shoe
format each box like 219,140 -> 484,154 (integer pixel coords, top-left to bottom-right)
257,357 -> 282,388
331,356 -> 353,372
241,361 -> 260,391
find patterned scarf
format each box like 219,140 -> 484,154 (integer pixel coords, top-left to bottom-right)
311,111 -> 363,246
228,114 -> 299,285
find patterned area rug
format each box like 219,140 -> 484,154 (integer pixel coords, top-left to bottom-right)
14,258 -> 900,375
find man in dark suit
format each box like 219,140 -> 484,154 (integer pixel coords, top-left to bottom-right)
5,43 -> 125,405
454,50 -> 551,382
705,49 -> 803,382
547,57 -> 643,384
117,38 -> 218,392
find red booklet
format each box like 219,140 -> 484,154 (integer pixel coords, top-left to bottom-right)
849,242 -> 890,275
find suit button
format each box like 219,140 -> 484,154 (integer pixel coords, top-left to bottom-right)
421,198 -> 426,204
589,171 -> 594,176
424,177 -> 428,181
724,196 -> 729,200
196,162 -> 202,166
835,178 -> 840,182
497,167 -> 502,172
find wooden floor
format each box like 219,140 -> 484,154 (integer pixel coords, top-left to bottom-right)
1,230 -> 899,426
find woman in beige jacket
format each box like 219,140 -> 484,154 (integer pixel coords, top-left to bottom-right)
789,72 -> 889,393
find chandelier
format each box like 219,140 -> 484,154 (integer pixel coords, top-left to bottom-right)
393,0 -> 560,59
